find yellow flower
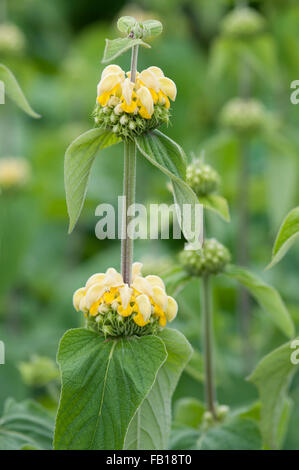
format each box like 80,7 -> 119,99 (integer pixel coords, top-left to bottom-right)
73,262 -> 178,327
96,65 -> 177,120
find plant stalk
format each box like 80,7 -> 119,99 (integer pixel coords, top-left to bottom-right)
121,140 -> 136,284
120,45 -> 138,284
201,274 -> 217,419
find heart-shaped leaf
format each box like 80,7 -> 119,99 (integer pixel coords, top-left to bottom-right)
0,64 -> 40,118
64,128 -> 121,233
54,328 -> 167,450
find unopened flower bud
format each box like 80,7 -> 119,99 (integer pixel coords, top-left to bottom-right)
187,159 -> 220,197
180,238 -> 231,276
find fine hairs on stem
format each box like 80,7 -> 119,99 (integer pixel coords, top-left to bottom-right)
120,46 -> 138,284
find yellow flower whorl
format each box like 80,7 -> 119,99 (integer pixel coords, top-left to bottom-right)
73,262 -> 178,337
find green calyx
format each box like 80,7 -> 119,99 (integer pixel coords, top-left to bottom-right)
186,159 -> 220,197
221,7 -> 265,39
219,98 -> 267,135
94,102 -> 170,140
180,238 -> 231,277
86,308 -> 162,338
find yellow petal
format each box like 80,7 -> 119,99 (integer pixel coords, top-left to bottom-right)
105,268 -> 123,287
85,283 -> 106,310
158,77 -> 177,101
97,73 -> 121,96
139,70 -> 159,92
118,284 -> 133,310
152,286 -> 168,312
132,276 -> 153,297
101,64 -> 123,79
132,262 -> 143,281
145,275 -> 165,290
146,66 -> 164,78
136,86 -> 154,116
79,295 -> 88,313
85,273 -> 105,289
121,77 -> 134,105
138,105 -> 151,119
136,294 -> 151,322
73,287 -> 85,311
166,296 -> 178,322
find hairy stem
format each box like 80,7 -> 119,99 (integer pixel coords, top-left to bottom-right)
201,274 -> 217,418
121,140 -> 136,284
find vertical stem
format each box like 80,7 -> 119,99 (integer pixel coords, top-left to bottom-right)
120,44 -> 139,284
201,274 -> 217,419
121,140 -> 136,284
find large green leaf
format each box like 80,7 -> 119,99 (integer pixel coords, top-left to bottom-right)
224,264 -> 295,338
54,328 -> 167,450
0,399 -> 54,450
135,130 -> 202,247
173,398 -> 205,429
102,38 -> 150,63
267,207 -> 299,269
248,338 -> 299,449
64,128 -> 121,233
0,64 -> 40,118
124,329 -> 192,450
198,193 -> 230,222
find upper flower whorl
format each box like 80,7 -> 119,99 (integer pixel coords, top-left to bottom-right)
94,65 -> 176,139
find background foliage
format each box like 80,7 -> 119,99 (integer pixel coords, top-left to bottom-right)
0,0 -> 299,449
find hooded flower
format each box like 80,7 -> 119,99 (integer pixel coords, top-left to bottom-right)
0,157 -> 30,190
73,262 -> 178,334
96,64 -> 177,119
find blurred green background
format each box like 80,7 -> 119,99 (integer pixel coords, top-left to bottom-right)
0,0 -> 298,449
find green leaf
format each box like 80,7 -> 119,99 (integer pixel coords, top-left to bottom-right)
0,399 -> 54,450
184,349 -> 204,383
170,424 -> 200,450
135,130 -> 202,247
248,338 -> 299,449
54,328 -> 167,450
197,417 -> 262,450
64,128 -> 121,233
0,64 -> 40,118
224,264 -> 295,338
124,329 -> 192,450
102,38 -> 150,63
267,207 -> 299,269
163,266 -> 192,296
198,194 -> 230,222
174,398 -> 205,429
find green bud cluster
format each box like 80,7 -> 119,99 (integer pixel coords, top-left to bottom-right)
202,405 -> 230,428
86,307 -> 161,337
221,7 -> 265,39
180,238 -> 231,277
219,98 -> 267,135
186,159 -> 220,197
94,101 -> 170,140
18,356 -> 60,388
